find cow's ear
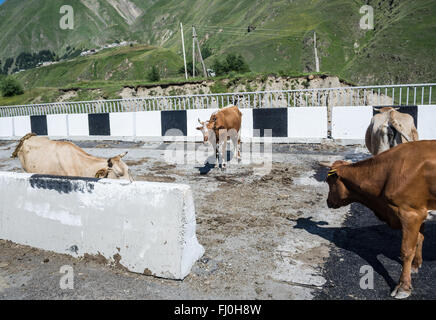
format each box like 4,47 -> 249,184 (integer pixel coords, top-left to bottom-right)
95,168 -> 109,178
196,126 -> 203,130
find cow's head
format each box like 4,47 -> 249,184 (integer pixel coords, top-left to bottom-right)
196,118 -> 215,143
373,107 -> 399,114
95,151 -> 133,181
320,160 -> 353,209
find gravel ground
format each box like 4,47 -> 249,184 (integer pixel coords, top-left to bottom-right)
0,139 -> 434,300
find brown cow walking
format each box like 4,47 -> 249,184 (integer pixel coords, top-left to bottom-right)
196,105 -> 242,170
321,140 -> 436,298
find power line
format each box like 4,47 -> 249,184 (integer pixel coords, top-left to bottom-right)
194,27 -> 357,49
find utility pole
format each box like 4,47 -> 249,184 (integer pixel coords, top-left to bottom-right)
193,27 -> 208,78
192,26 -> 196,77
180,23 -> 188,80
314,31 -> 320,72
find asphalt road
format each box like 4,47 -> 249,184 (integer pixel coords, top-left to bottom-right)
312,203 -> 436,300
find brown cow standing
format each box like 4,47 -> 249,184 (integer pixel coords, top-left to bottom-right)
196,105 -> 242,170
321,140 -> 436,299
12,133 -> 133,181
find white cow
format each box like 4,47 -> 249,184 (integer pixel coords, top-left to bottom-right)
365,107 -> 419,155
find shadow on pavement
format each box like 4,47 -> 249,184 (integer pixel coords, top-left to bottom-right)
293,203 -> 436,299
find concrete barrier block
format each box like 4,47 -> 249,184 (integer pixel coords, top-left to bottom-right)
288,107 -> 327,138
110,112 -> 134,137
417,105 -> 436,140
68,114 -> 89,136
186,108 -> 219,138
47,114 -> 68,136
0,172 -> 204,280
332,106 -> 373,140
240,108 -> 253,139
0,117 -> 13,137
13,116 -> 31,137
135,111 -> 161,137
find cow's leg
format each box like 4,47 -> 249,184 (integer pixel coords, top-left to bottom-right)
237,130 -> 241,163
391,212 -> 424,299
412,223 -> 425,273
215,143 -> 220,167
229,130 -> 239,165
220,139 -> 227,170
218,130 -> 227,170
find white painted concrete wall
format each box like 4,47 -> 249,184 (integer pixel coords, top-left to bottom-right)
110,112 -> 134,137
186,108 -> 219,139
240,108 -> 253,140
288,107 -> 327,138
14,116 -> 31,137
1,105 -> 434,143
47,114 -> 68,137
0,172 -> 204,279
417,105 -> 436,140
0,117 -> 13,137
331,106 -> 373,140
135,111 -> 161,137
68,114 -> 89,136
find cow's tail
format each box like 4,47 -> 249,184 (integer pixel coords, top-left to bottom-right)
11,133 -> 36,158
389,119 -> 411,142
388,111 -> 411,142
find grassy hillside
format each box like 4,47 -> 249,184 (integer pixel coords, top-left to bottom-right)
0,0 -> 435,89
0,0 -> 135,64
15,45 -> 183,88
341,0 -> 436,84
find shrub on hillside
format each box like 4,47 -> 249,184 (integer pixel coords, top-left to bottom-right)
178,61 -> 200,77
147,66 -> 160,82
0,77 -> 24,97
212,53 -> 250,76
201,46 -> 212,60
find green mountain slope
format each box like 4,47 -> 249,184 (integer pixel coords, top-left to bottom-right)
16,45 -> 183,88
0,0 -> 435,86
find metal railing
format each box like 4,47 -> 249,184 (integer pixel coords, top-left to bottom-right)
0,83 -> 434,118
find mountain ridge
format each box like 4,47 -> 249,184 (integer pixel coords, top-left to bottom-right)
0,0 -> 435,85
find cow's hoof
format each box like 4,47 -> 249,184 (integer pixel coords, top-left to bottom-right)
391,285 -> 411,299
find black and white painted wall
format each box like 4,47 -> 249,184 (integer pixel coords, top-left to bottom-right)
0,105 -> 435,143
331,105 -> 436,141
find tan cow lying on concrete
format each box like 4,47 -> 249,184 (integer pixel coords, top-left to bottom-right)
12,133 -> 133,181
365,107 -> 419,155
321,140 -> 436,299
196,105 -> 242,170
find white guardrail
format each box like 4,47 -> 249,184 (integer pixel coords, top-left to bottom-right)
0,83 -> 435,117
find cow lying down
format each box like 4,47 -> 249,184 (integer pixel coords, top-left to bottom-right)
12,133 -> 133,181
321,140 -> 436,299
